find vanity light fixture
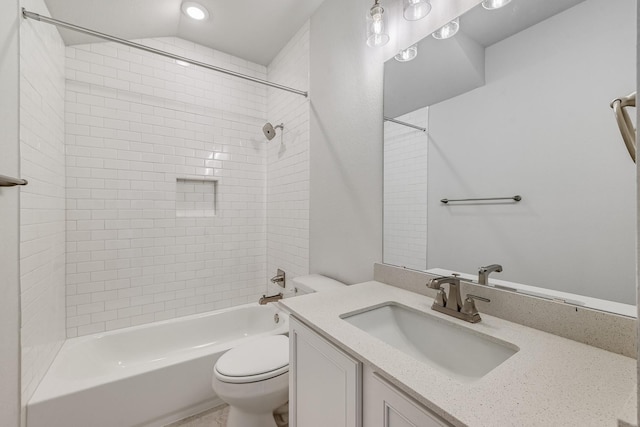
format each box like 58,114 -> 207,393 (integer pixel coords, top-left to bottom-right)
394,44 -> 418,62
482,0 -> 513,10
432,17 -> 460,40
366,0 -> 390,48
403,0 -> 431,21
181,1 -> 209,21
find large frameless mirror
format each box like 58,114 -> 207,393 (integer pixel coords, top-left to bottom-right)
383,0 -> 637,315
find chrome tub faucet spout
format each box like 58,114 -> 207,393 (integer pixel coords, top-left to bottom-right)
259,293 -> 283,305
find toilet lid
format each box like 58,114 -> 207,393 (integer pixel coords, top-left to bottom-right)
215,335 -> 289,382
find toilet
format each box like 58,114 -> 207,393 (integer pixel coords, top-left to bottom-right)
211,274 -> 346,427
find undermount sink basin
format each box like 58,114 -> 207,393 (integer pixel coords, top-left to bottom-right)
340,302 -> 518,382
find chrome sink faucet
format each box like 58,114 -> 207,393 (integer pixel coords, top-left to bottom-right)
428,276 -> 463,312
427,276 -> 490,323
478,264 -> 502,285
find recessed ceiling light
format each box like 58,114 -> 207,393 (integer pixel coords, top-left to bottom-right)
482,0 -> 513,10
175,60 -> 190,67
181,2 -> 209,21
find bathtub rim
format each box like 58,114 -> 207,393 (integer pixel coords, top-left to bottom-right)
72,301 -> 287,344
29,301 -> 289,406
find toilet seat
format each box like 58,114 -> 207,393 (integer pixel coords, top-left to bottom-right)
214,364 -> 289,384
214,335 -> 289,384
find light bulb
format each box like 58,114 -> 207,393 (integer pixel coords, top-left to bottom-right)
372,20 -> 383,34
432,17 -> 460,40
403,0 -> 431,21
482,0 -> 513,10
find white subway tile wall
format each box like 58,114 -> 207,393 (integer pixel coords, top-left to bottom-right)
19,0 -> 67,406
383,107 -> 429,270
266,22 -> 311,294
65,37 -> 271,337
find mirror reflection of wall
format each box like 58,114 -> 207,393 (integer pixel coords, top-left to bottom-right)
383,108 -> 429,270
383,0 -> 636,306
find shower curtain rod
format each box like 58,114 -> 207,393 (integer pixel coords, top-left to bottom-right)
22,9 -> 309,98
384,116 -> 426,132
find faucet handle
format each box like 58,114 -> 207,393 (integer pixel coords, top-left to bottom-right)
434,289 -> 447,307
467,294 -> 491,303
461,294 -> 491,316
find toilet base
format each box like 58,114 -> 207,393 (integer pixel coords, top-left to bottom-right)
227,408 -> 278,427
212,371 -> 289,427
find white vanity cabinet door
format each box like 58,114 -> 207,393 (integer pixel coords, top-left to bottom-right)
289,317 -> 362,427
363,366 -> 451,427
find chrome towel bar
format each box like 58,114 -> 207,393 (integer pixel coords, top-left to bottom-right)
384,116 -> 426,132
441,195 -> 521,204
0,174 -> 28,187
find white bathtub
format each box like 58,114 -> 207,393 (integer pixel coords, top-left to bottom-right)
27,303 -> 289,427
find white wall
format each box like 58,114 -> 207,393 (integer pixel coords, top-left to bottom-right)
308,0 -> 386,284
308,0 -> 481,284
383,107 -> 428,270
19,0 -> 67,415
0,1 -> 22,425
427,0 -> 636,303
266,22 -> 311,295
64,37 -> 270,336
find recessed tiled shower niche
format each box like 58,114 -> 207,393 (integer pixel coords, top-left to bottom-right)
176,178 -> 217,218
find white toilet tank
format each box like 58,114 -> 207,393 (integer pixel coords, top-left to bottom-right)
292,274 -> 346,295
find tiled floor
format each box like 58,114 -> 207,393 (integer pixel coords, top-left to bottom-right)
165,405 -> 229,427
166,404 -> 289,427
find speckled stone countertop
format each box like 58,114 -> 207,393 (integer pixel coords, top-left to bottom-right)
618,390 -> 638,427
280,281 -> 636,427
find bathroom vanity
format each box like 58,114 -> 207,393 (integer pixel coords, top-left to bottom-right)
290,317 -> 450,427
281,281 -> 636,427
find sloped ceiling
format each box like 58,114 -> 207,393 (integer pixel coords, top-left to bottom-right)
42,0 -> 325,65
384,0 -> 586,118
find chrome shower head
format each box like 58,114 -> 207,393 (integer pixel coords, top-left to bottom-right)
263,122 -> 284,141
